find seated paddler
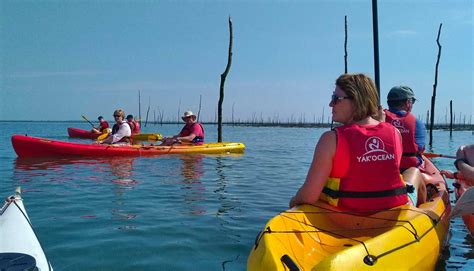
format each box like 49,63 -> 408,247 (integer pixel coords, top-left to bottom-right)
97,109 -> 132,145
161,111 -> 204,146
289,73 -> 422,213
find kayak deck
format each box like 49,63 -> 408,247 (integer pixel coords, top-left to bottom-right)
0,188 -> 53,270
247,157 -> 451,270
12,135 -> 245,157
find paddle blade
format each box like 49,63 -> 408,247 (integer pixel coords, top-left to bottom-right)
151,133 -> 163,141
451,187 -> 474,218
423,152 -> 456,159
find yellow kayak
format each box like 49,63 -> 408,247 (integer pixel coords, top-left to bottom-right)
131,133 -> 162,141
247,157 -> 451,270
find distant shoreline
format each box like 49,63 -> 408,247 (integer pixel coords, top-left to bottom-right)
1,120 -> 472,131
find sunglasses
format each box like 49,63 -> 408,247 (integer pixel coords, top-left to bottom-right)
409,98 -> 416,104
331,94 -> 352,104
113,115 -> 121,118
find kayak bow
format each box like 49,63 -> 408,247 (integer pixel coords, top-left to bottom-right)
0,187 -> 53,271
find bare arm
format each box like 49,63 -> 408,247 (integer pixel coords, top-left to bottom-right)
290,131 -> 336,208
456,145 -> 474,184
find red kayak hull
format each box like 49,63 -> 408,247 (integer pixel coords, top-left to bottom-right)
67,127 -> 101,139
454,180 -> 474,235
11,135 -> 245,158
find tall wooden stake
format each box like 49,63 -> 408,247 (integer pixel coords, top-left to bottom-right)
372,0 -> 381,98
218,16 -> 233,142
138,90 -> 142,124
449,100 -> 453,136
344,15 -> 348,74
429,23 -> 443,146
197,94 -> 202,122
144,97 -> 150,127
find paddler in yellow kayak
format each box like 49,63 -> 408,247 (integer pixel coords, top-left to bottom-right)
290,73 -> 423,212
96,109 -> 132,145
126,114 -> 141,134
91,116 -> 110,134
161,111 -> 205,146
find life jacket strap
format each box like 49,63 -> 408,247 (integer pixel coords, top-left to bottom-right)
402,152 -> 420,157
322,185 -> 411,199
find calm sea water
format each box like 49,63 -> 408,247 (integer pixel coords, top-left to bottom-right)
1,122 -> 472,270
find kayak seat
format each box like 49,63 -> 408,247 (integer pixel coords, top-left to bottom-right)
0,253 -> 37,271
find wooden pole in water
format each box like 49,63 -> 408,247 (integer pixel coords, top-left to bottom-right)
232,102 -> 235,127
429,23 -> 443,146
144,97 -> 150,127
449,100 -> 453,136
138,90 -> 142,124
197,94 -> 202,122
218,16 -> 233,142
371,0 -> 381,98
177,99 -> 181,126
344,15 -> 348,73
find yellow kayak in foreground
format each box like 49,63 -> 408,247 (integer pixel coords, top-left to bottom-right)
247,157 -> 451,270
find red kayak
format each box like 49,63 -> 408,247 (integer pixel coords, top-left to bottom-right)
67,127 -> 102,139
454,179 -> 474,235
11,135 -> 245,158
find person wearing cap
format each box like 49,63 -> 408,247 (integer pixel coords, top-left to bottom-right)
384,86 -> 426,171
97,109 -> 132,145
161,111 -> 205,146
91,116 -> 110,134
126,114 -> 141,134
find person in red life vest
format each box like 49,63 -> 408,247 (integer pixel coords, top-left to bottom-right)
97,109 -> 132,145
91,116 -> 110,134
384,86 -> 426,171
161,111 -> 205,146
126,114 -> 141,134
289,73 -> 424,213
441,144 -> 474,186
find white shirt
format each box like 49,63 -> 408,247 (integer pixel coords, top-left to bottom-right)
102,121 -> 132,144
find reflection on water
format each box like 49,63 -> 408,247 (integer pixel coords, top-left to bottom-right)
14,157 -> 140,230
179,155 -> 206,215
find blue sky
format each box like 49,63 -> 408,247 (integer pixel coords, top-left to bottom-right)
1,0 -> 472,123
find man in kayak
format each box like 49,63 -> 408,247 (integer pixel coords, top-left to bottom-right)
97,109 -> 132,145
290,74 -> 421,212
384,86 -> 426,171
161,111 -> 204,146
383,86 -> 428,204
91,116 -> 110,134
126,114 -> 141,134
441,144 -> 474,185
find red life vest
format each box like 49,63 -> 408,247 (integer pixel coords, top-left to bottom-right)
179,123 -> 205,144
127,121 -> 139,134
320,122 -> 408,212
99,121 -> 110,132
134,121 -> 141,134
384,110 -> 420,170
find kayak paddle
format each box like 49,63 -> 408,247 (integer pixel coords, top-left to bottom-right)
450,186 -> 474,218
81,115 -> 95,127
423,152 -> 456,159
